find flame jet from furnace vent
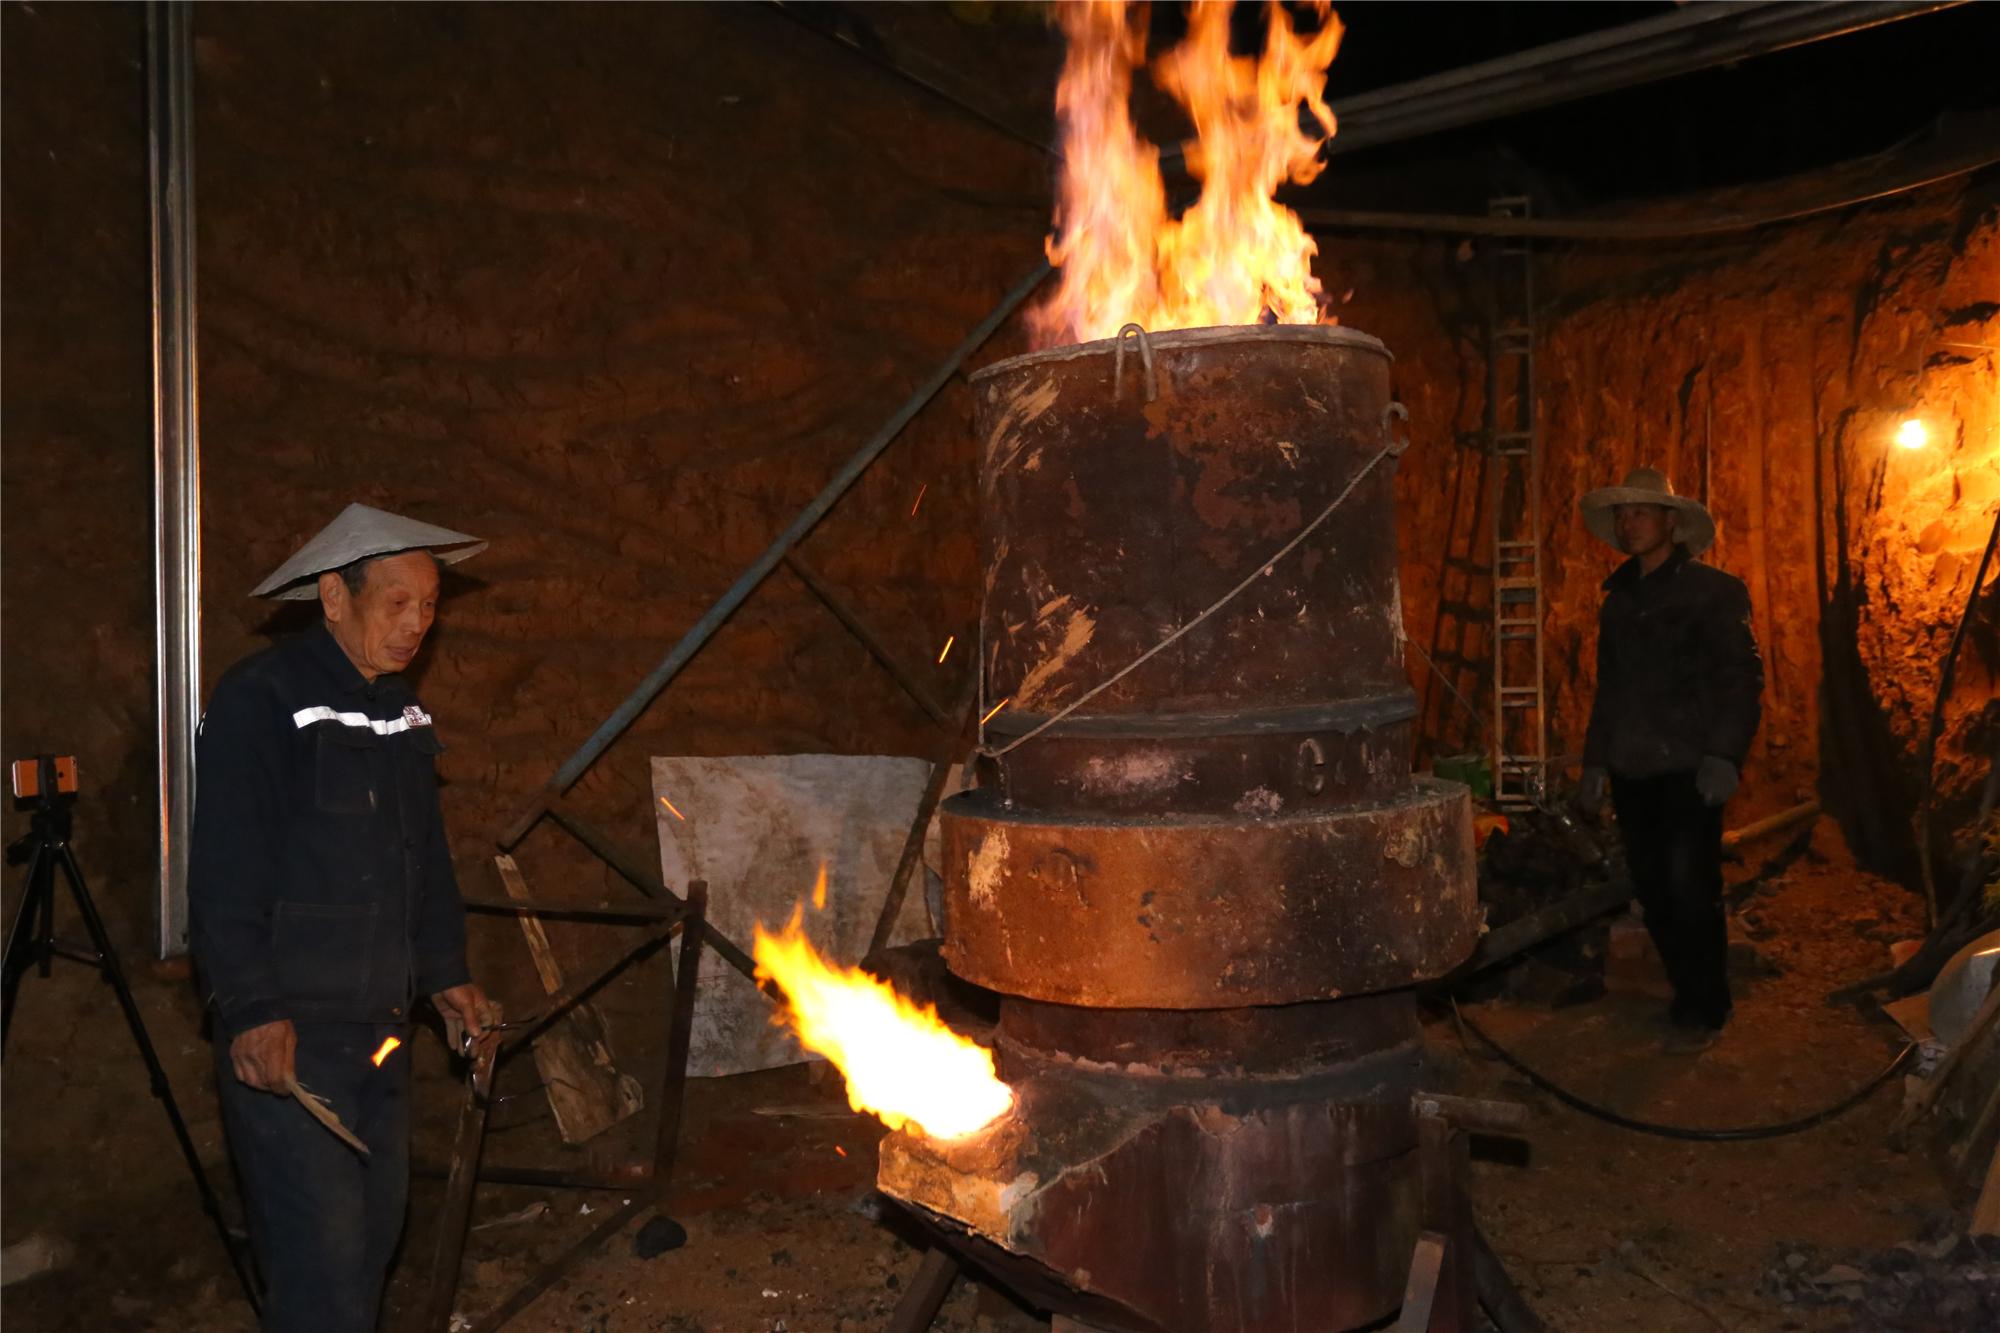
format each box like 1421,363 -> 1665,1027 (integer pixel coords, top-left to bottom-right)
1030,0 -> 1344,348
753,874 -> 1013,1140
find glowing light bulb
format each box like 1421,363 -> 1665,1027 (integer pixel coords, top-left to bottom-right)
1895,418 -> 1928,450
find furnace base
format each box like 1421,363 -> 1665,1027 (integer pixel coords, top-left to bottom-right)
879,994 -> 1436,1333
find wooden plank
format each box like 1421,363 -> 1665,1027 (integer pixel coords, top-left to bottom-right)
421,1042 -> 497,1333
1394,1232 -> 1447,1333
1416,1113 -> 1475,1332
1722,799 -> 1820,851
886,1248 -> 960,1333
494,855 -> 644,1146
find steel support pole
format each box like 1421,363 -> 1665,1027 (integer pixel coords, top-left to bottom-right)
148,1 -> 201,959
1327,2 -> 1961,155
778,0 -> 1956,171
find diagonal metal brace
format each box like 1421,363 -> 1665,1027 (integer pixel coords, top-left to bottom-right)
783,550 -> 952,728
496,261 -> 1051,852
541,797 -> 758,982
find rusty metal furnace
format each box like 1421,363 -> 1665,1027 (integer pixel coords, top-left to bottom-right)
878,324 -> 1482,1332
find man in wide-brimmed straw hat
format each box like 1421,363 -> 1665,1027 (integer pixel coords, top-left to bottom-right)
1576,468 -> 1763,1053
190,503 -> 499,1331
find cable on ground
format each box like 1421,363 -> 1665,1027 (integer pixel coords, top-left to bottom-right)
1450,996 -> 1915,1142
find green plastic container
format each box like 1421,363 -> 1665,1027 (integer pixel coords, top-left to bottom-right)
1433,752 -> 1493,800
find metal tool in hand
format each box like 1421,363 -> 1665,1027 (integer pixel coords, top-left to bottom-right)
456,1016 -> 538,1056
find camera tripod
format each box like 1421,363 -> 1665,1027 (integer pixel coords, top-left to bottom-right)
2,756 -> 262,1312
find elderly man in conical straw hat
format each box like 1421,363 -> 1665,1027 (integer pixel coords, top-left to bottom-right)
1576,468 -> 1763,1054
189,504 -> 500,1331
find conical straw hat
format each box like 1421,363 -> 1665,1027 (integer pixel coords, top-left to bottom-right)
250,503 -> 486,600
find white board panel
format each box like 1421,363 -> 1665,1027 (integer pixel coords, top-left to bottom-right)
652,754 -> 936,1077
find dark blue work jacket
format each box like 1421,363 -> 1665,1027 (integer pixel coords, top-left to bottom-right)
189,623 -> 471,1035
1582,545 -> 1764,780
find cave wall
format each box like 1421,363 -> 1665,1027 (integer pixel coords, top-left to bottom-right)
3,2 -> 1053,974
1386,178 -> 2000,878
0,2 -> 156,915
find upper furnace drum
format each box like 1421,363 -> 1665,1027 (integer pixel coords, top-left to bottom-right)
940,325 -> 1478,1009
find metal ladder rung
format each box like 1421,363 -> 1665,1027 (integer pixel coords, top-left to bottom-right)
1483,194 -> 1543,796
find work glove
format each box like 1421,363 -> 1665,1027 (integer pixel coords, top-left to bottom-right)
1575,766 -> 1608,813
1695,756 -> 1739,807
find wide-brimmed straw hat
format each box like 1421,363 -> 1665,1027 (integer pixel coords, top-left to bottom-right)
1579,467 -> 1715,557
250,502 -> 486,600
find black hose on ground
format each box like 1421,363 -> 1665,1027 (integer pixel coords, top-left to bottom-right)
1451,998 -> 1915,1142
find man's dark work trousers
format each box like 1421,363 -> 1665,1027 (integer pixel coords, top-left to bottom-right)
216,1023 -> 410,1333
1610,772 -> 1731,1028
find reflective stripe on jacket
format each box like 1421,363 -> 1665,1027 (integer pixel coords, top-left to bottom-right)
189,624 -> 471,1034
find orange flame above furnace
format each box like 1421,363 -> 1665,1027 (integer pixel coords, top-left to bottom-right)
1030,0 -> 1343,349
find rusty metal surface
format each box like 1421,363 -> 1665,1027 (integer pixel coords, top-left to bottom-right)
941,777 -> 1478,1007
971,327 -> 1405,804
997,991 -> 1417,1079
983,699 -> 1414,817
878,1014 -> 1427,1333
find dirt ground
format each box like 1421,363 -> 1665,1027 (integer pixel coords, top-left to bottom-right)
2,814 -> 1971,1333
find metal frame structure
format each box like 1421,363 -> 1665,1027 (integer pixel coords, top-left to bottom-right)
148,0 -> 201,958
422,883 -> 711,1333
